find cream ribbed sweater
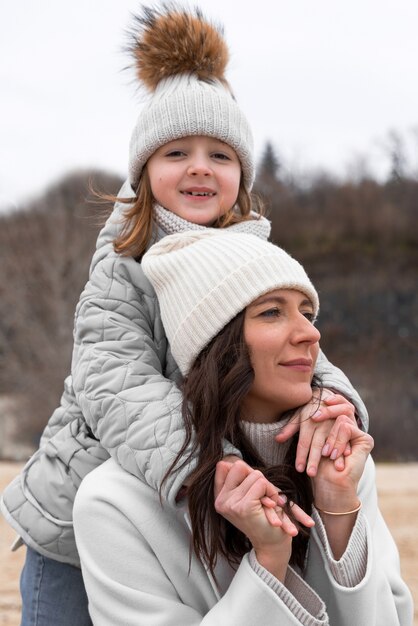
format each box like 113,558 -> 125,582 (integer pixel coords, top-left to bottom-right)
240,419 -> 368,626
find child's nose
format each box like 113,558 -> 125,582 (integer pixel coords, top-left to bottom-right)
187,157 -> 212,176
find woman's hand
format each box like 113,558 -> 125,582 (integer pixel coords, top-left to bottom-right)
214,459 -> 314,580
276,390 -> 356,476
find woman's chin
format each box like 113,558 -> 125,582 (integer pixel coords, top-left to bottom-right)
284,388 -> 316,413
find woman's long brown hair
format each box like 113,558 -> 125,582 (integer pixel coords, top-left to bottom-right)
162,310 -> 316,576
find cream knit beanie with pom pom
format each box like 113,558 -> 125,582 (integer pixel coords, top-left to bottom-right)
127,5 -> 254,191
142,231 -> 319,376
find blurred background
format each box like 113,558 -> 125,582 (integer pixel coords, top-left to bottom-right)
1,0 -> 416,461
0,1 -> 417,624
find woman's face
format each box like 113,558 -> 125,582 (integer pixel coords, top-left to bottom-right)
242,289 -> 320,423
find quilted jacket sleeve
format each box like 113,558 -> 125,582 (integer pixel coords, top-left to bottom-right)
39,375 -> 84,446
314,351 -> 369,431
71,253 -> 238,504
38,182 -> 133,448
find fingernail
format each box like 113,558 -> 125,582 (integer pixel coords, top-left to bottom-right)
330,448 -> 338,460
278,493 -> 287,505
335,458 -> 345,470
312,410 -> 321,418
322,443 -> 330,456
296,463 -> 304,472
308,465 -> 316,476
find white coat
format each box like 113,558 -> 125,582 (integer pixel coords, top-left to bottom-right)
73,456 -> 413,626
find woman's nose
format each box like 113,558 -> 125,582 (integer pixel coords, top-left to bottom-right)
294,316 -> 321,344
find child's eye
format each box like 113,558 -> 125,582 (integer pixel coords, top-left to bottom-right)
212,152 -> 231,161
166,150 -> 186,157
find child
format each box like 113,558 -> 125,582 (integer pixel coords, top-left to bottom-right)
1,6 -> 367,625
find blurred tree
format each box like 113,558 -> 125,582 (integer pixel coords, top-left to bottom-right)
0,170 -> 123,453
258,141 -> 281,179
255,141 -> 287,231
256,141 -> 285,201
386,129 -> 407,181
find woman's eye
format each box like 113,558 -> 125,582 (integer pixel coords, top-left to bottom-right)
303,312 -> 316,323
260,307 -> 280,318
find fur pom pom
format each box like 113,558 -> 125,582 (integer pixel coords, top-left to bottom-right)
128,4 -> 229,91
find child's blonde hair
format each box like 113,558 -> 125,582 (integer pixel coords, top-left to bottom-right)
112,169 -> 263,259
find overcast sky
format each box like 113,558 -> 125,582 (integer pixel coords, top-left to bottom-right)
1,0 -> 418,211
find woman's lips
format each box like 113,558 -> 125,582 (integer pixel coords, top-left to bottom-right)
280,359 -> 313,372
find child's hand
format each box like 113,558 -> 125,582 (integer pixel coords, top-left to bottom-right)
312,422 -> 374,507
276,390 -> 356,476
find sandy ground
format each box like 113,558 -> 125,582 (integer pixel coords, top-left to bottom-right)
1,461 -> 417,625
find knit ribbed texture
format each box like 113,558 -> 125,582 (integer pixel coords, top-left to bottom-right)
129,75 -> 255,191
249,552 -> 328,625
311,508 -> 368,586
142,230 -> 319,376
240,420 -> 292,467
153,204 -> 271,240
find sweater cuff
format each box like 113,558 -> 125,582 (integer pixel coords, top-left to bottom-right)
312,508 -> 368,586
249,550 -> 328,626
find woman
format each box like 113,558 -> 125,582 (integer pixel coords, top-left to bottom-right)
73,231 -> 412,625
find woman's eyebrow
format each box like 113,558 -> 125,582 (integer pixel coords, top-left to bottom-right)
251,295 -> 286,306
249,295 -> 313,308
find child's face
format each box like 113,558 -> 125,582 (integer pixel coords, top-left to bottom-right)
147,136 -> 241,226
241,289 -> 320,423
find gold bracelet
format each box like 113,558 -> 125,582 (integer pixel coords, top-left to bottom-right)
314,501 -> 362,516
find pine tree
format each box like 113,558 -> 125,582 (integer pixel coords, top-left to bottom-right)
258,141 -> 280,179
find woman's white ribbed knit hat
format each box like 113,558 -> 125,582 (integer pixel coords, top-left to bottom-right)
127,6 -> 254,191
142,231 -> 319,376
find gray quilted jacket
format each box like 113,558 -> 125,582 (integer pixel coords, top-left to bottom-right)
1,182 -> 368,567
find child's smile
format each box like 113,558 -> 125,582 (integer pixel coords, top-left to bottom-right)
147,136 -> 241,226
